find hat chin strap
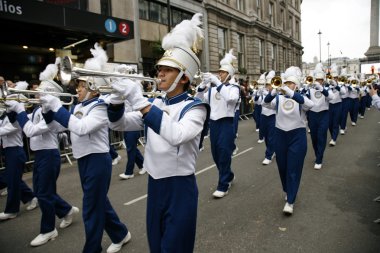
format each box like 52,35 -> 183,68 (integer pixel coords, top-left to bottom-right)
83,90 -> 91,101
221,73 -> 230,84
165,70 -> 184,94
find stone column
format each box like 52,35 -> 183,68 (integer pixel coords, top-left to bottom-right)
365,0 -> 380,58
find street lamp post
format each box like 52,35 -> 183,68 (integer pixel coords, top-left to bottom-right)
318,30 -> 322,63
327,41 -> 330,70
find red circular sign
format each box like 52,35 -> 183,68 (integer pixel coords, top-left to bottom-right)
118,22 -> 130,36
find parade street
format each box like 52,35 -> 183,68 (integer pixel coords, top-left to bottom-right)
0,110 -> 379,253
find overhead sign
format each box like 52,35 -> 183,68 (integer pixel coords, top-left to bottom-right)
0,0 -> 134,40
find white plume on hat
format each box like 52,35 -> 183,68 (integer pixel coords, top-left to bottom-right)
265,70 -> 275,84
330,63 -> 339,77
219,49 -> 237,76
283,66 -> 302,87
38,58 -> 63,93
14,81 -> 29,90
162,13 -> 203,52
115,64 -> 134,74
314,63 -> 325,80
257,72 -> 266,85
157,13 -> 204,89
83,43 -> 109,89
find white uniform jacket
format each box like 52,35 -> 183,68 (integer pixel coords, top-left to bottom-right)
263,92 -> 314,131
195,82 -> 240,120
108,92 -> 209,179
14,107 -> 60,151
0,115 -> 23,148
44,97 -> 111,159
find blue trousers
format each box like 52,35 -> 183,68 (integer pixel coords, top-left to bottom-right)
77,153 -> 128,253
123,131 -> 144,175
260,114 -> 276,159
253,104 -> 262,130
0,170 -> 6,190
210,118 -> 235,192
358,96 -> 367,116
274,128 -> 307,204
328,102 -> 342,141
308,111 -> 329,164
340,98 -> 350,130
4,146 -> 34,213
33,149 -> 72,233
233,110 -> 240,137
147,175 -> 198,253
349,98 -> 359,123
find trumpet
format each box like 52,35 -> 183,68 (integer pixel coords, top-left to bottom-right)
0,81 -> 77,106
305,76 -> 314,85
60,56 -> 160,93
271,76 -> 286,94
271,76 -> 282,88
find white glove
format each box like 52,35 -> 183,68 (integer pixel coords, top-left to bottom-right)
270,88 -> 277,96
330,80 -> 337,86
203,73 -> 221,86
5,100 -> 25,114
39,94 -> 62,112
111,79 -> 150,111
198,81 -> 207,89
282,86 -> 295,97
102,94 -> 125,105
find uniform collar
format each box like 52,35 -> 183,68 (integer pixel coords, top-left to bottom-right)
81,97 -> 98,106
163,92 -> 189,105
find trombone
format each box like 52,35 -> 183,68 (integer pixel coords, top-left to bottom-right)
59,56 -> 160,93
0,81 -> 77,106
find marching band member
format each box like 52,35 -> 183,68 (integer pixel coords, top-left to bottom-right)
107,13 -> 209,253
0,82 -> 37,221
347,76 -> 360,126
263,66 -> 314,215
307,63 -> 335,170
39,44 -> 130,253
196,48 -> 240,198
252,73 -> 265,141
369,82 -> 380,110
339,68 -> 350,134
260,70 -> 276,165
5,65 -> 79,246
358,73 -> 369,119
231,76 -> 240,155
328,64 -> 346,146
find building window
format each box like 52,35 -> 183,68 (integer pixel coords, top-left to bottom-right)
256,0 -> 262,20
220,0 -> 230,4
280,9 -> 285,30
271,43 -> 277,70
295,20 -> 300,40
269,2 -> 274,26
237,33 -> 245,71
100,0 -> 111,16
218,28 -> 228,61
289,15 -> 293,35
237,0 -> 245,11
259,39 -> 265,71
139,0 -> 191,26
283,47 -> 287,69
171,9 -> 192,26
139,0 -> 149,20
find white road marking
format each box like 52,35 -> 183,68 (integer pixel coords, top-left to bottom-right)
123,147 -> 254,206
